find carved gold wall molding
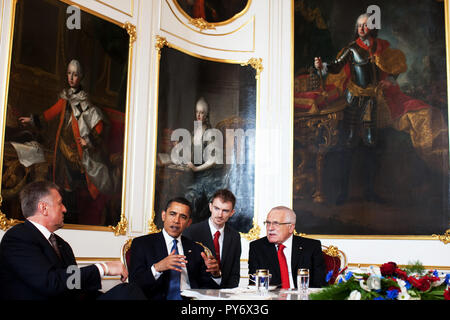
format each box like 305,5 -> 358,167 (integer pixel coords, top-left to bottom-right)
148,210 -> 161,234
432,229 -> 450,244
239,218 -> 260,241
109,215 -> 128,236
123,21 -> 136,46
241,58 -> 263,80
0,212 -> 20,231
188,17 -> 216,31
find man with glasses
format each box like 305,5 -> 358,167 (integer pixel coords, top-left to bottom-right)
248,206 -> 326,288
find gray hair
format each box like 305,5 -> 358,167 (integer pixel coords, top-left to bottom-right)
269,206 -> 297,224
20,181 -> 60,218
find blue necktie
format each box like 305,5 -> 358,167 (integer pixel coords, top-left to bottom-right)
166,239 -> 182,300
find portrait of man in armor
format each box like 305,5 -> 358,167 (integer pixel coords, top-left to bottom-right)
293,0 -> 449,236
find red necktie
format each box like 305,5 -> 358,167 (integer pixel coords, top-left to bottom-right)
213,231 -> 221,265
277,244 -> 290,289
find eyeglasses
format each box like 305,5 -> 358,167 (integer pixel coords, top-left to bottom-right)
263,221 -> 292,228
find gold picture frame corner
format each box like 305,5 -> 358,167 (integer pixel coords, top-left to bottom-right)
432,229 -> 450,244
147,210 -> 161,234
109,214 -> 128,236
241,57 -> 263,79
0,212 -> 21,231
239,217 -> 260,241
123,21 -> 137,45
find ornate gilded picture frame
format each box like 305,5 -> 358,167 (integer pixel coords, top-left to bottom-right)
292,0 -> 450,240
0,0 -> 135,235
150,37 -> 261,240
173,0 -> 251,27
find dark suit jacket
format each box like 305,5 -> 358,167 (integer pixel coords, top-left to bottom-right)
0,220 -> 101,300
184,219 -> 241,288
248,235 -> 326,288
128,231 -> 219,300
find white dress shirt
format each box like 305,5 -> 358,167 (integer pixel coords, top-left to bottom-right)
151,229 -> 191,290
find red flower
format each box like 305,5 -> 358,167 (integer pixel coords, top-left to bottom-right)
395,268 -> 408,280
408,276 -> 431,292
380,262 -> 397,276
444,289 -> 450,300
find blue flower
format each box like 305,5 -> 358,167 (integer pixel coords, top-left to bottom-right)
404,280 -> 412,290
345,271 -> 353,281
432,270 -> 439,277
445,274 -> 450,285
373,296 -> 385,300
325,270 -> 334,283
386,289 -> 399,300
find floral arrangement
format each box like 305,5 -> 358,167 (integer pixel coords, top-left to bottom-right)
310,261 -> 450,300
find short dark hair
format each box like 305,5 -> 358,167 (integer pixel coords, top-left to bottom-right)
165,197 -> 192,216
19,181 -> 60,218
211,189 -> 236,209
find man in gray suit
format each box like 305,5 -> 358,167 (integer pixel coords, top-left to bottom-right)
184,189 -> 241,288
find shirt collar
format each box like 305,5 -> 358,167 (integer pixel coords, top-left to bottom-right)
208,218 -> 224,237
278,234 -> 294,250
28,220 -> 52,240
162,228 -> 181,245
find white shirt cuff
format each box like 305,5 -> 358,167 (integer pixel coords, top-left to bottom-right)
151,265 -> 162,280
95,263 -> 105,278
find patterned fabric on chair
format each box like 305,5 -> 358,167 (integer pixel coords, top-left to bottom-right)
322,245 -> 347,284
120,238 -> 134,270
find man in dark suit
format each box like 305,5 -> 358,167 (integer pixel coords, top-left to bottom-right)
128,197 -> 221,300
0,180 -> 144,300
184,189 -> 241,288
248,206 -> 326,289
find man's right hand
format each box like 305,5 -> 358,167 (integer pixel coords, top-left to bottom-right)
103,261 -> 128,282
18,117 -> 32,126
153,249 -> 187,273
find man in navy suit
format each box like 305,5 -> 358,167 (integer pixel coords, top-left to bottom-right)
128,197 -> 221,300
248,206 -> 326,289
0,180 -> 143,300
184,189 -> 241,288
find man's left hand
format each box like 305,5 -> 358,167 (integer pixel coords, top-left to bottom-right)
200,252 -> 221,277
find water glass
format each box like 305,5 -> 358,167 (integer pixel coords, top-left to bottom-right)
297,268 -> 310,292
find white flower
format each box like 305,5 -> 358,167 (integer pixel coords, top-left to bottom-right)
367,266 -> 381,277
367,275 -> 381,290
397,291 -> 411,300
359,280 -> 370,292
347,290 -> 361,300
431,277 -> 445,287
397,279 -> 408,293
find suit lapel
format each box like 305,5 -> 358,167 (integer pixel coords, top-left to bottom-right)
221,225 -> 232,266
24,221 -> 66,266
290,236 -> 303,284
201,220 -> 215,257
261,238 -> 280,284
181,236 -> 195,277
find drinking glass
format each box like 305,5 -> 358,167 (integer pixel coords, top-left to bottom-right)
297,268 -> 310,293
